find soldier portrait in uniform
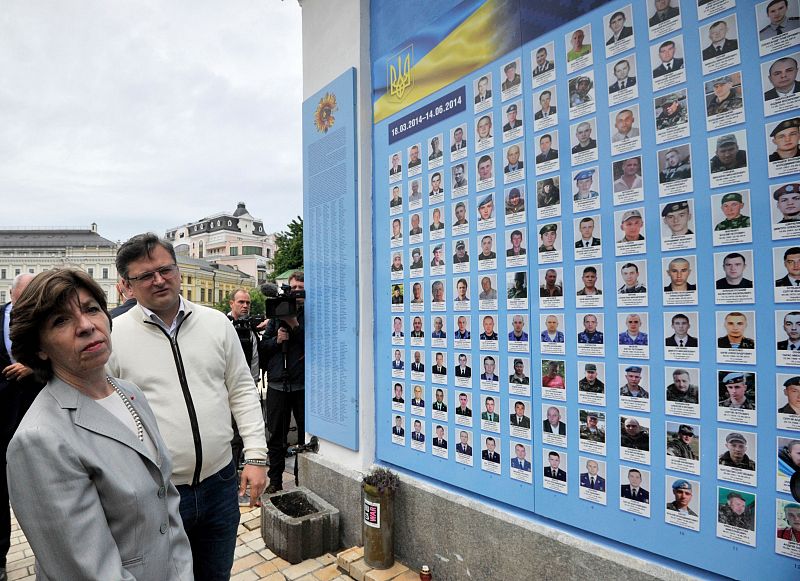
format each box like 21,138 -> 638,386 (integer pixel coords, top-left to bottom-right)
705,74 -> 744,121
718,490 -> 755,531
618,314 -> 648,346
579,458 -> 605,491
501,59 -> 521,92
620,417 -> 650,451
758,0 -> 800,42
768,118 -> 800,170
666,479 -> 697,516
579,363 -> 605,394
544,450 -> 567,481
718,431 -> 756,471
716,312 -> 755,349
709,133 -> 747,174
620,365 -> 648,398
658,146 -> 692,184
715,252 -> 753,290
621,468 -> 649,504
666,368 -> 698,404
509,358 -> 529,385
535,132 -> 559,164
779,376 -> 800,414
718,372 -> 755,410
700,18 -> 739,62
667,424 -> 699,460
774,183 -> 800,225
579,410 -> 606,443
539,268 -> 562,299
577,313 -> 604,344
714,192 -> 750,232
655,91 -> 688,131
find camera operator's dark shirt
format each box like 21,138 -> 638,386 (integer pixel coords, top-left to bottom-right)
260,307 -> 305,391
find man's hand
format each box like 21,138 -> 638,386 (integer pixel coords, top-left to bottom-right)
240,464 -> 267,507
276,327 -> 291,344
256,319 -> 269,331
3,363 -> 32,381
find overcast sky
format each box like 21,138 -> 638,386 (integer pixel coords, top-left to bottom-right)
0,0 -> 303,242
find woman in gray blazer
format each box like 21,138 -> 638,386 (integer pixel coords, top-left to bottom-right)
7,269 -> 193,580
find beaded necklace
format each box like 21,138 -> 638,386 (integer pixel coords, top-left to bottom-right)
106,376 -> 144,442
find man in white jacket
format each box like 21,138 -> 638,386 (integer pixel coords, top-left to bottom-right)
107,233 -> 267,581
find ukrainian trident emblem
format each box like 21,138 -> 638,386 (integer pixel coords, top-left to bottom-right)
388,45 -> 413,101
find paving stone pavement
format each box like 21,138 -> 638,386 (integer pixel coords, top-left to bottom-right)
5,466 -> 412,581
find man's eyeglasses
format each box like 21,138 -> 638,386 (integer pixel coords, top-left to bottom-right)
126,264 -> 179,285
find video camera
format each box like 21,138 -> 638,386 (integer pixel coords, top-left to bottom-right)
231,315 -> 266,334
260,282 -> 305,319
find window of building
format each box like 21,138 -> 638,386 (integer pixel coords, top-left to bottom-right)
1,269 -> 6,279
219,290 -> 223,302
187,289 -> 192,300
0,292 -> 5,303
28,269 -> 34,274
14,269 -> 20,276
102,268 -> 109,279
187,276 -> 193,284
230,247 -> 238,256
88,268 -> 94,277
266,249 -> 271,258
242,246 -> 262,256
200,288 -> 206,302
227,220 -> 232,226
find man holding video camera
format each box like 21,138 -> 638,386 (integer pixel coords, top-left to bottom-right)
260,271 -> 305,493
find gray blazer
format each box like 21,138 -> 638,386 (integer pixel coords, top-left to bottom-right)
7,376 -> 193,580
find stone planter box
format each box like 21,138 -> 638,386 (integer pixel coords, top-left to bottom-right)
261,486 -> 340,564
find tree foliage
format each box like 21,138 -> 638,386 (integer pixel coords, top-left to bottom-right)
271,216 -> 304,279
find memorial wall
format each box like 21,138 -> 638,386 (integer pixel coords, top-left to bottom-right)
371,0 -> 800,577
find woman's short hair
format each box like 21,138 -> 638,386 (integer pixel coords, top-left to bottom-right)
10,269 -> 111,383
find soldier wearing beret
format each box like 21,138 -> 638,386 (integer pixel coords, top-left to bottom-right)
710,134 -> 747,173
718,492 -> 754,530
503,103 -> 522,132
478,194 -> 495,221
714,192 -> 750,231
620,365 -> 649,398
719,432 -> 755,470
579,412 -> 605,442
667,425 -> 698,460
775,183 -> 800,222
538,224 -> 558,252
770,118 -> 800,161
579,363 -> 605,394
573,169 -> 599,202
707,76 -> 742,117
662,200 -> 693,237
780,376 -> 800,414
719,372 -> 755,409
760,0 -> 800,41
667,480 -> 697,516
430,245 -> 445,267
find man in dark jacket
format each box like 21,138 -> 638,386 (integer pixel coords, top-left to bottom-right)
260,272 -> 305,493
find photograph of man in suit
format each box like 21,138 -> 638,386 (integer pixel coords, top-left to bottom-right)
510,401 -> 531,429
474,75 -> 492,104
653,40 -> 684,79
454,354 -> 471,378
392,416 -> 404,437
411,317 -> 425,340
535,90 -> 557,120
392,316 -> 403,338
649,0 -> 680,27
778,247 -> 800,286
621,468 -> 650,503
544,451 -> 567,481
575,217 -> 601,248
411,351 -> 425,373
482,437 -> 500,463
432,352 -> 446,377
432,388 -> 447,413
666,313 -> 698,347
543,406 -> 566,435
536,134 -> 558,164
702,20 -> 738,61
778,311 -> 800,350
609,58 -> 636,94
411,420 -> 424,443
607,10 -> 633,45
766,57 -> 800,101
433,425 -> 447,449
532,46 -> 554,77
389,153 -> 402,176
411,385 -> 424,408
455,393 -> 472,417
511,444 -> 531,471
392,350 -> 404,371
716,253 -> 753,289
580,459 -> 605,491
481,397 -> 500,422
451,126 -> 467,152
433,426 -> 447,450
456,431 -> 472,455
481,356 -> 499,381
